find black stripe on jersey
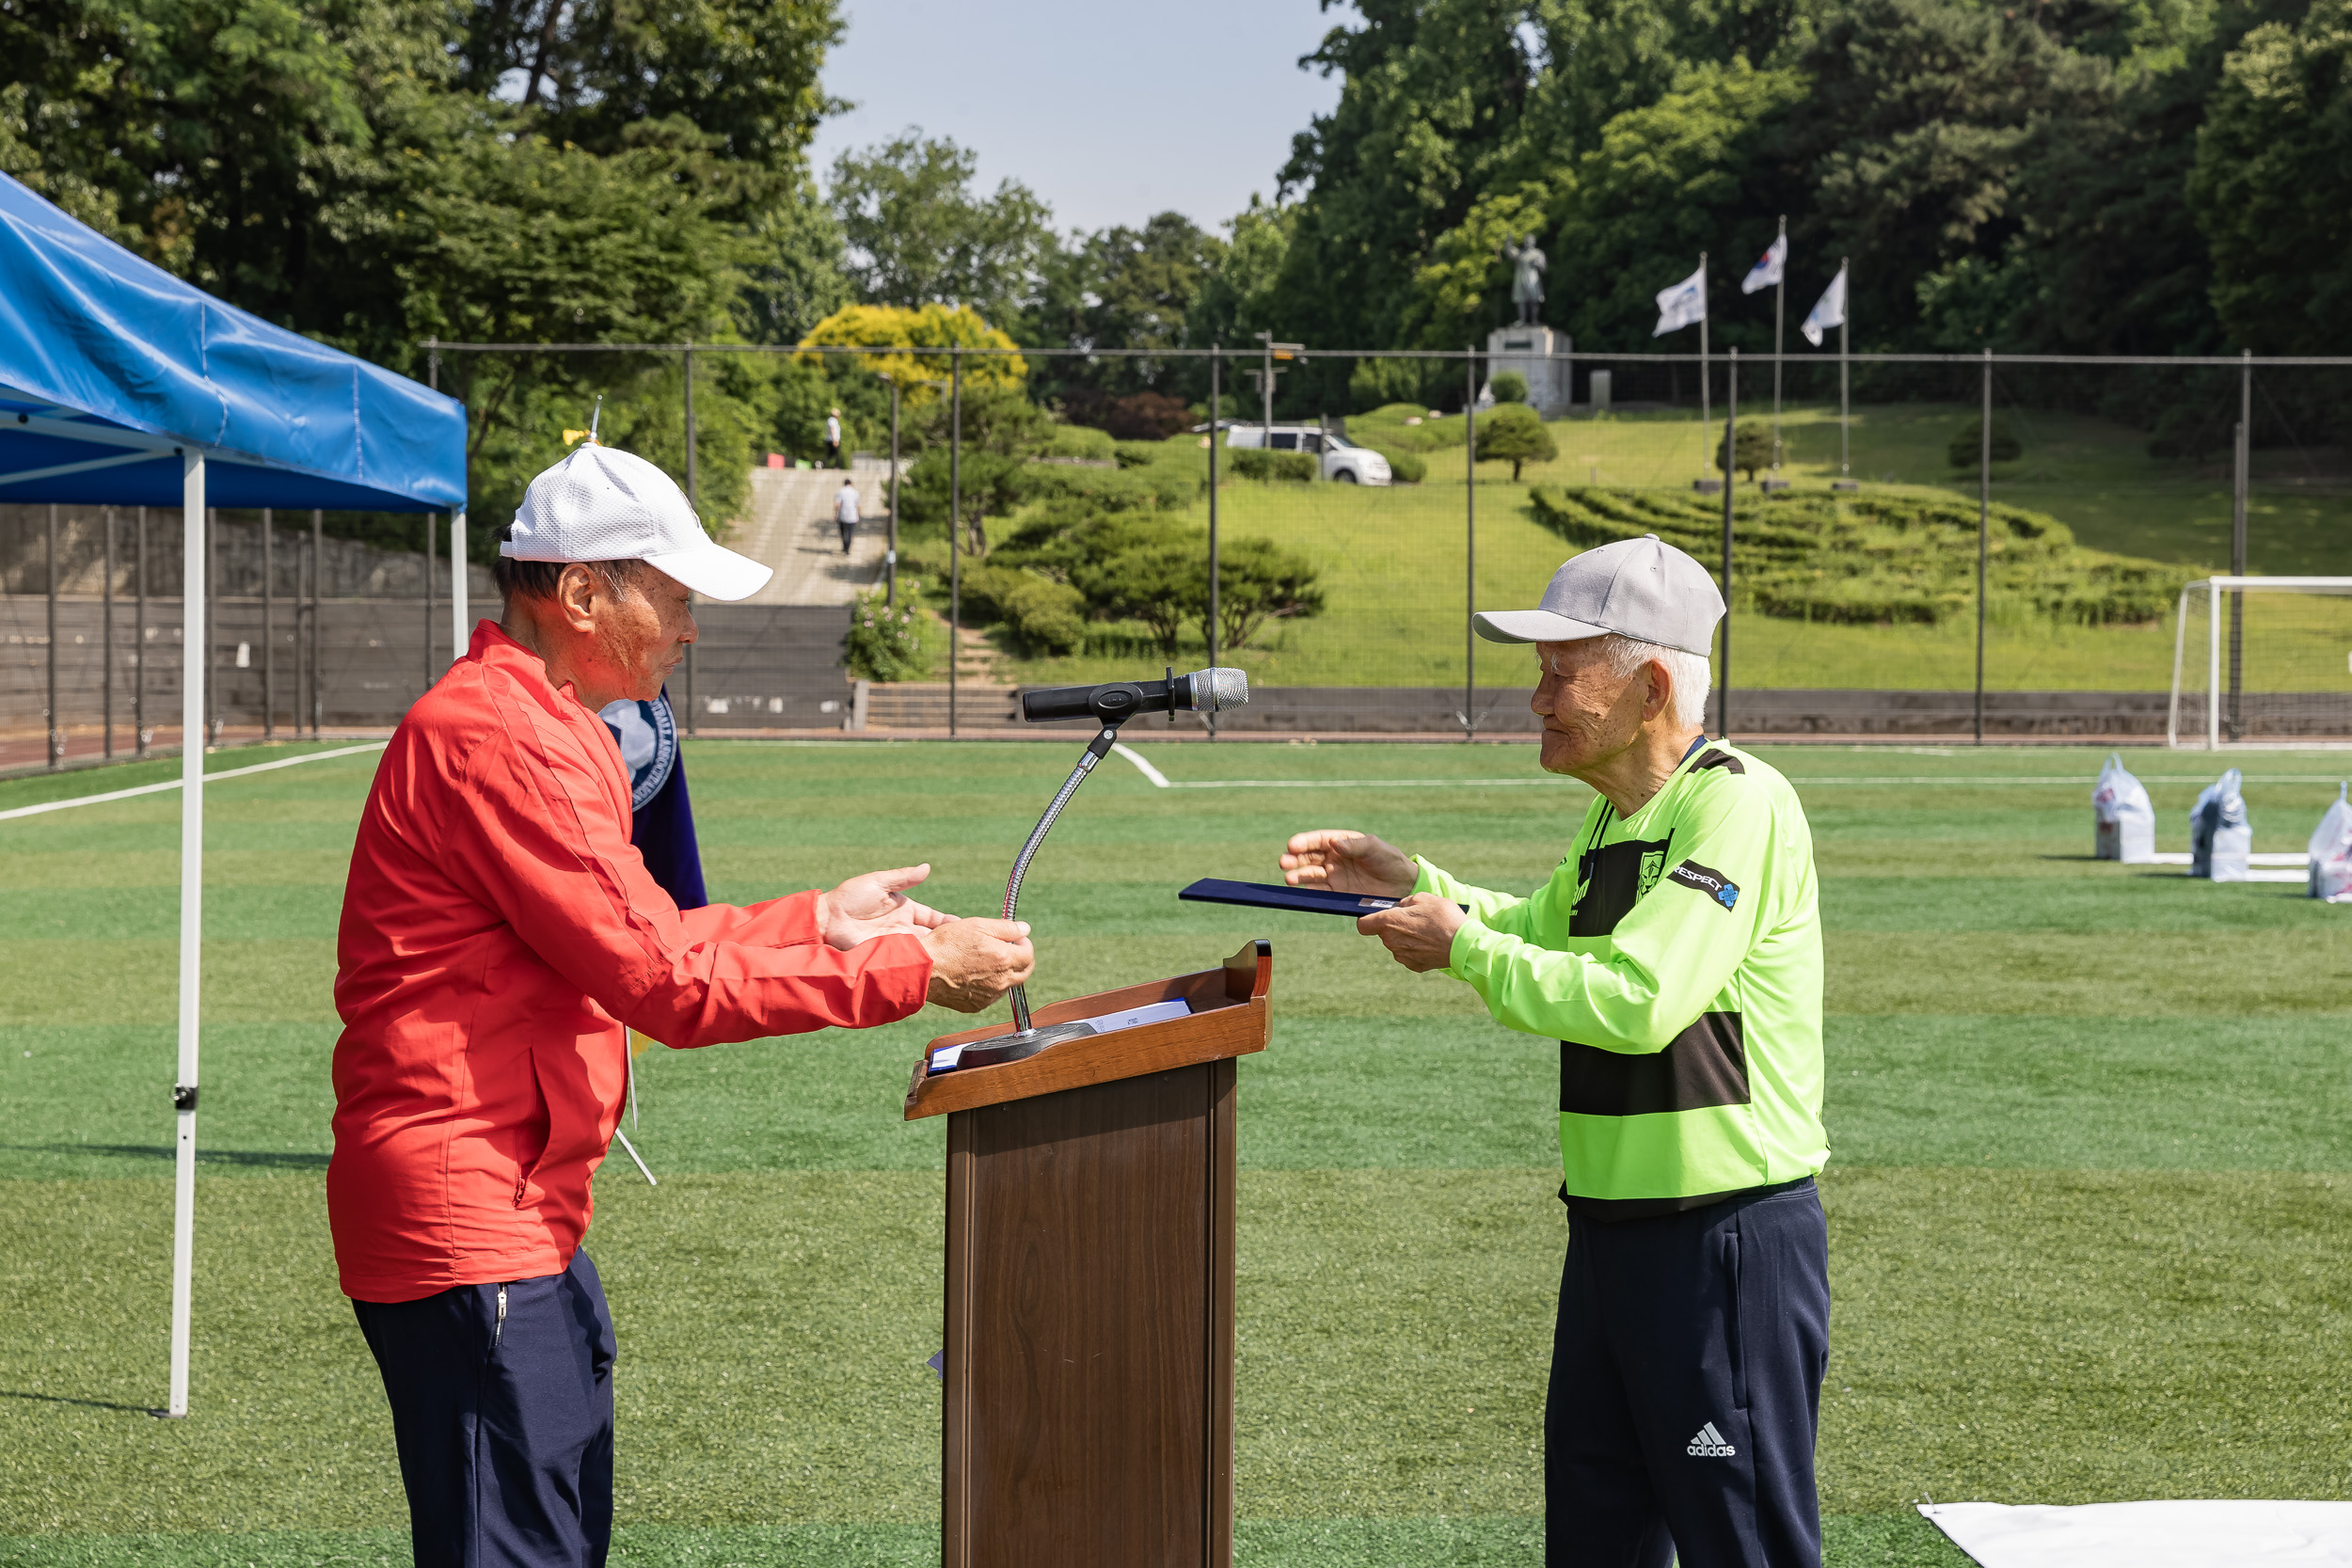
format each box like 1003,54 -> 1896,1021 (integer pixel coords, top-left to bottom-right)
1559,1012 -> 1749,1116
1691,748 -> 1746,774
1569,836 -> 1673,938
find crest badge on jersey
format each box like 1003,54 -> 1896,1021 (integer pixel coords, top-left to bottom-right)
1639,849 -> 1666,895
600,692 -> 679,811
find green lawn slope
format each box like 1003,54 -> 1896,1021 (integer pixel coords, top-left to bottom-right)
904,404 -> 2352,694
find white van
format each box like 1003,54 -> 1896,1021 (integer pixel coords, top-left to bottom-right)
1224,423 -> 1392,485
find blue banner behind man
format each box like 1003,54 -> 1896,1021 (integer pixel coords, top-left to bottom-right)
600,689 -> 707,909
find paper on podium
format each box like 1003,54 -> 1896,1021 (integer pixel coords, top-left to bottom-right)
928,997 -> 1194,1072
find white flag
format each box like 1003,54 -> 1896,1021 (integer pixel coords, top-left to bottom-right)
1800,265 -> 1847,346
1740,233 -> 1787,295
1654,263 -> 1707,337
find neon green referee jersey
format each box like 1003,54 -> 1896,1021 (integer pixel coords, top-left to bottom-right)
1414,740 -> 1826,1214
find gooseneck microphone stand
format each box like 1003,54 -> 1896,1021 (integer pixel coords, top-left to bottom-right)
957,668 -> 1247,1070
956,691 -> 1148,1070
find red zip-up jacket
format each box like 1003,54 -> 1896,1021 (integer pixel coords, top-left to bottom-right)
328,622 -> 930,1303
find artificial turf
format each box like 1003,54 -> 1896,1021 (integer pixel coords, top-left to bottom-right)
5,736 -> 2350,1564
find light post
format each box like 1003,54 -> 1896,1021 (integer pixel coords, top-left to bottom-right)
1248,333 -> 1304,470
878,372 -> 900,607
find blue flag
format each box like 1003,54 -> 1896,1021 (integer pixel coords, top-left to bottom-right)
601,689 -> 707,910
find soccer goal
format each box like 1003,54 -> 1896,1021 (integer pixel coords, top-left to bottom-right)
2169,578 -> 2352,748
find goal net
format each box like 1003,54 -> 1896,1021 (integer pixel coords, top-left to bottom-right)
2169,578 -> 2352,747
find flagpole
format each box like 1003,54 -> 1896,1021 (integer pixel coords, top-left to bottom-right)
1772,216 -> 1785,479
1698,252 -> 1710,484
1837,257 -> 1853,491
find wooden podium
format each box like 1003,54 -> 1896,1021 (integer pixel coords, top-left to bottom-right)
903,938 -> 1273,1568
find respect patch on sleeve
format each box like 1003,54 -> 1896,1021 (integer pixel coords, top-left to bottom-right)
1666,860 -> 1740,910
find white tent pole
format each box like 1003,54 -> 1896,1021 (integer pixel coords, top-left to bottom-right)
449,510 -> 468,664
167,449 -> 205,1418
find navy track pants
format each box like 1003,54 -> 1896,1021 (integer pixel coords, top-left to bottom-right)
352,1249 -> 616,1568
1546,1180 -> 1830,1568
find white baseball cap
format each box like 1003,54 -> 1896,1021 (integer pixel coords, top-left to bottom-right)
503,444 -> 772,601
1474,534 -> 1724,657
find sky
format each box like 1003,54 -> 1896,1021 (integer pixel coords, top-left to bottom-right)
806,0 -> 1348,237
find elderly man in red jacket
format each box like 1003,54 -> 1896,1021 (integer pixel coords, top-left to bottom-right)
329,443 -> 1032,1568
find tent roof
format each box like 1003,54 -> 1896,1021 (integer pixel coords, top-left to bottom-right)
0,172 -> 466,513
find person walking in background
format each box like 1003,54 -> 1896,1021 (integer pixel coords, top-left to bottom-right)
834,477 -> 860,555
825,407 -> 843,467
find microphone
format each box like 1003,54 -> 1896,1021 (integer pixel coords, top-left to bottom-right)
1020,667 -> 1248,724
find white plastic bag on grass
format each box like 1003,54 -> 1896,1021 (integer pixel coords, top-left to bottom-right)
2189,767 -> 2250,881
2310,784 -> 2352,903
2092,752 -> 2155,863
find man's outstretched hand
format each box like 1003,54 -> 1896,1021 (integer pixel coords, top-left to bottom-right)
920,919 -> 1036,1012
818,864 -> 955,951
1279,829 -> 1417,900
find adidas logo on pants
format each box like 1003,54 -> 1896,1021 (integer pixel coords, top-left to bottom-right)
1686,1421 -> 1738,1458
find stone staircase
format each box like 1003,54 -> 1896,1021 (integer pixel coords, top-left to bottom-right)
859,681 -> 1019,730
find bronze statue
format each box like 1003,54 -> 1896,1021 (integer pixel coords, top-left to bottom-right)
1502,233 -> 1547,326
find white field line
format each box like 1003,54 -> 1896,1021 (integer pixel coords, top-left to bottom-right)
2147,851 -> 2307,866
1106,742 -> 1171,788
1107,744 -> 2347,793
0,742 -> 389,823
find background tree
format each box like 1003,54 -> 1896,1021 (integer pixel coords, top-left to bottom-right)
2188,0 -> 2352,354
1030,213 -> 1226,417
829,131 -> 1056,329
1716,420 -> 1779,480
1476,403 -> 1558,480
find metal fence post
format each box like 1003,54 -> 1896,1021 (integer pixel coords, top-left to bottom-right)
948,346 -> 961,738
2228,349 -> 2249,740
310,509 -> 323,736
262,509 -> 276,742
135,506 -> 149,755
886,376 -> 900,607
1465,345 -> 1477,742
1718,350 -> 1735,739
1976,347 -> 1990,746
103,505 -> 116,758
46,503 -> 60,768
422,510 -> 436,696
1207,344 -> 1220,740
683,341 -> 697,735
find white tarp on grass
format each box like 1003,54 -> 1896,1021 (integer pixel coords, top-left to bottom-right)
1923,1501 -> 2352,1567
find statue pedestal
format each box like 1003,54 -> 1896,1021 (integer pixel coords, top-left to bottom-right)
1486,325 -> 1571,414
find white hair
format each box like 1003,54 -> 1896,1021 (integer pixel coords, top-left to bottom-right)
1597,634 -> 1712,730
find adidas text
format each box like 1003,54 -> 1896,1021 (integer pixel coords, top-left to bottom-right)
1686,1421 -> 1737,1458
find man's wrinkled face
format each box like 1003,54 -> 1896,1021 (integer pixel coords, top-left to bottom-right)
1530,639 -> 1648,776
587,566 -> 696,704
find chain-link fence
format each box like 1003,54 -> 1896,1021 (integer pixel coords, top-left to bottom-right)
11,343 -> 2350,769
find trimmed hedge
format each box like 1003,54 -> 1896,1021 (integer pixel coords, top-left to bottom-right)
1524,484 -> 2191,626
957,563 -> 1087,655
1367,445 -> 1426,483
1227,448 -> 1319,483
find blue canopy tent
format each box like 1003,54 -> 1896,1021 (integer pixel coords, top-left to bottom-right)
0,170 -> 467,1417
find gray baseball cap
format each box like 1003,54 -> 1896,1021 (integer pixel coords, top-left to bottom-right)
1474,534 -> 1725,657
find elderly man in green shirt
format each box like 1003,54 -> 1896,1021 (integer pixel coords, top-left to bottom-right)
1280,534 -> 1829,1568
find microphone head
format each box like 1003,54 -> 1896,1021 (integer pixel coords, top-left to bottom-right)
1188,667 -> 1248,712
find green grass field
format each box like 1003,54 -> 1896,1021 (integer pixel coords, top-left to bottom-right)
6,737 -> 2352,1565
